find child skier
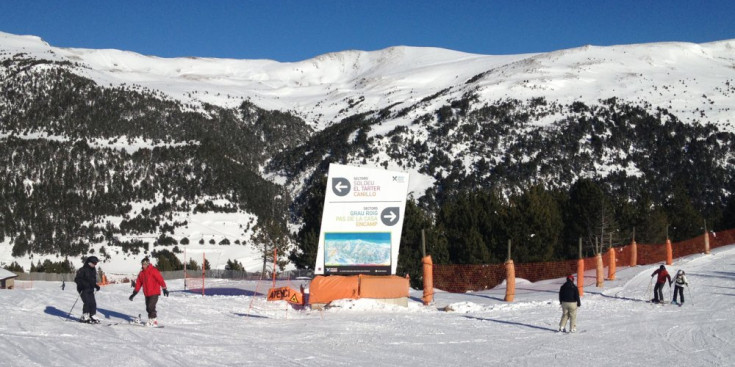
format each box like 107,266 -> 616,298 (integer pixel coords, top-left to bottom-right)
74,256 -> 101,323
671,270 -> 689,306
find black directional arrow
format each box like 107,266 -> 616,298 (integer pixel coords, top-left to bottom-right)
381,207 -> 400,226
332,177 -> 351,196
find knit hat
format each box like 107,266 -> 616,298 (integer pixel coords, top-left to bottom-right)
566,274 -> 574,281
86,256 -> 99,265
659,265 -> 665,270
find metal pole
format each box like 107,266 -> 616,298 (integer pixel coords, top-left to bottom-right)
578,237 -> 582,259
688,285 -> 694,306
272,247 -> 277,289
507,239 -> 512,261
66,292 -> 81,320
421,229 -> 426,258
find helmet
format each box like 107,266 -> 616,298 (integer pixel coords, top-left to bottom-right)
86,256 -> 99,265
659,265 -> 665,270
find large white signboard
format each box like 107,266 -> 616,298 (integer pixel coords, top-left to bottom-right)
314,164 -> 410,275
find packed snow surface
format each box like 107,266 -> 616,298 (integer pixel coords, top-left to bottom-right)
1,245 -> 733,366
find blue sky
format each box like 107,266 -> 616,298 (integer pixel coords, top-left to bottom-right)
1,1 -> 733,62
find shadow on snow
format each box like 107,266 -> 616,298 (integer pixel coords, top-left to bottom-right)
463,315 -> 557,332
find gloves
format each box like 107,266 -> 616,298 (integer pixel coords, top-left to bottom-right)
669,281 -> 672,286
163,288 -> 169,297
129,291 -> 138,301
95,284 -> 101,292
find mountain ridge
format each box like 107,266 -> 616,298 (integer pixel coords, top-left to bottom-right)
5,31 -> 732,132
2,31 -> 735,275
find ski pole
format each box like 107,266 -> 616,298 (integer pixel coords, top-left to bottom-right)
645,277 -> 653,301
66,292 -> 81,320
687,286 -> 694,306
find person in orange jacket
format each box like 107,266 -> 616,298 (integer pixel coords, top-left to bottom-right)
129,257 -> 168,326
651,264 -> 671,303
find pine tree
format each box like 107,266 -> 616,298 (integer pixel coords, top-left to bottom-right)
507,185 -> 563,262
666,182 -> 704,240
289,176 -> 326,270
563,179 -> 615,258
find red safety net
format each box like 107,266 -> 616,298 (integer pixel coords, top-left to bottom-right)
434,228 -> 735,293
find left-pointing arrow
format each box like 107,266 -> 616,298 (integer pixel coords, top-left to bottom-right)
331,177 -> 351,196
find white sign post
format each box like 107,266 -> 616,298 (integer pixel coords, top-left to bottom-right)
314,164 -> 410,275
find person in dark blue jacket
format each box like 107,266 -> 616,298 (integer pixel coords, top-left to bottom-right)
558,274 -> 581,332
74,256 -> 101,323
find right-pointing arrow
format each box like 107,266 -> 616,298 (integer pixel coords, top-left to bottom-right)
381,207 -> 400,226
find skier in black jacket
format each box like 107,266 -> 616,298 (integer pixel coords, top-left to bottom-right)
74,256 -> 101,323
558,274 -> 581,333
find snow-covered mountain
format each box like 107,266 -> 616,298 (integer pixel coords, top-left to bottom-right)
3,31 -> 733,132
2,31 -> 735,275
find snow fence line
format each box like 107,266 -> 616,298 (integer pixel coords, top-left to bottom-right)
433,228 -> 733,294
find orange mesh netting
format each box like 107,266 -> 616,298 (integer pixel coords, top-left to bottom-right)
433,229 -> 735,293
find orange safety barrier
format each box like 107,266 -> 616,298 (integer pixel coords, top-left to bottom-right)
630,240 -> 638,267
607,247 -> 616,280
308,275 -> 359,304
422,256 -> 433,305
577,258 -> 585,296
308,274 -> 409,305
96,274 -> 109,286
666,239 -> 673,265
433,228 -> 735,294
705,231 -> 711,254
359,275 -> 409,299
504,260 -> 515,302
595,254 -> 603,288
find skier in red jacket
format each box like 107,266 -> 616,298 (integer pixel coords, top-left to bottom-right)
650,264 -> 671,303
129,257 -> 169,326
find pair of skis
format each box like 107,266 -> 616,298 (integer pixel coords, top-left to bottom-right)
77,314 -> 164,328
